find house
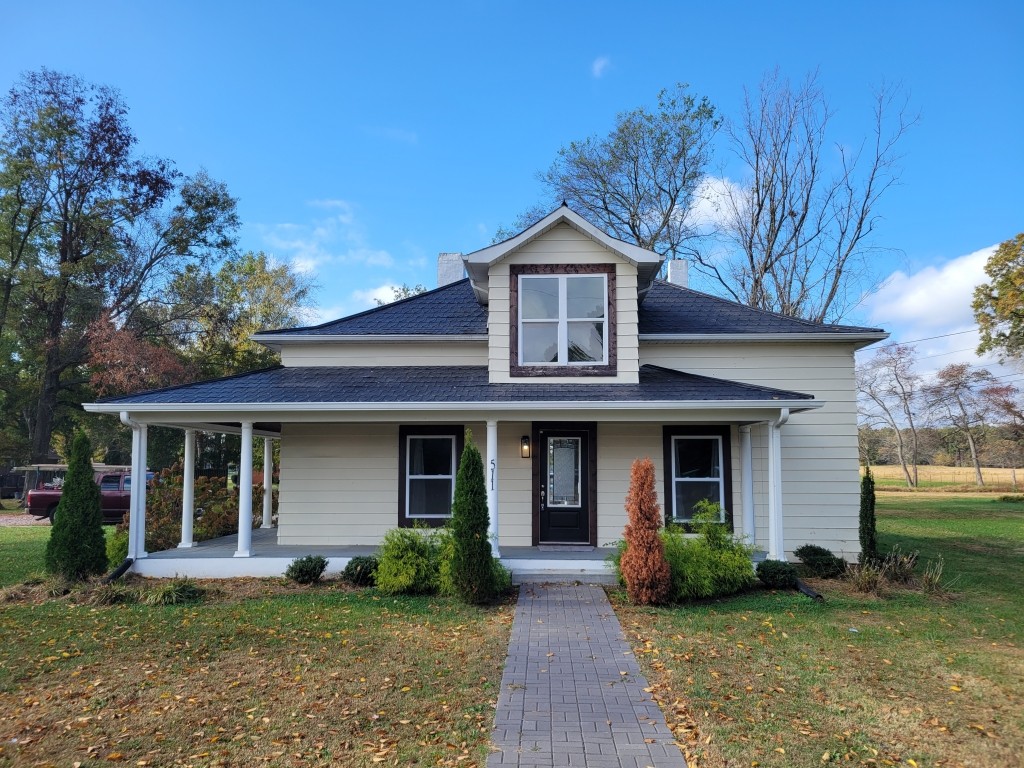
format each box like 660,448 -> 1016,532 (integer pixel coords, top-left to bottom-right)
84,206 -> 886,579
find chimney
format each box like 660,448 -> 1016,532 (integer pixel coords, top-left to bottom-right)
437,252 -> 464,287
667,259 -> 688,288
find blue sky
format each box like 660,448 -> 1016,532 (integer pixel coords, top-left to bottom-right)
3,1 -> 1022,376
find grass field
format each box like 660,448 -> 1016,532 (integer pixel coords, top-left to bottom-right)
867,464 -> 1022,491
615,492 -> 1023,768
0,529 -> 512,767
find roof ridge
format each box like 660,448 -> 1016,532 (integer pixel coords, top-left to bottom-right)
650,280 -> 883,333
256,278 -> 472,336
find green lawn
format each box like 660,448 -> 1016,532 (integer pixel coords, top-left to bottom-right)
0,527 -> 512,767
615,493 -> 1023,768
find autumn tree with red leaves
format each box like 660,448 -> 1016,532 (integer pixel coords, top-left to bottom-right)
87,312 -> 191,397
620,457 -> 670,605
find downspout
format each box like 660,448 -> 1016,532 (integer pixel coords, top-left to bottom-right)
120,411 -> 143,561
766,408 -> 790,560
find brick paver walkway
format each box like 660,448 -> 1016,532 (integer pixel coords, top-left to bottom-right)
487,584 -> 686,767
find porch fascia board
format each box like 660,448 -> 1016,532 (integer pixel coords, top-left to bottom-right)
640,332 -> 889,345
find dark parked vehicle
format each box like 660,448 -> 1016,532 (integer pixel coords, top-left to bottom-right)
26,470 -> 144,524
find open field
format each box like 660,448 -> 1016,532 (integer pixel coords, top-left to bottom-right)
615,491 -> 1023,768
0,531 -> 512,767
866,464 -> 1022,491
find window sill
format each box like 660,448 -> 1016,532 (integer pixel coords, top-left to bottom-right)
510,364 -> 617,378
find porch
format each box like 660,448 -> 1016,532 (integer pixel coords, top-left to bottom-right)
136,527 -> 619,583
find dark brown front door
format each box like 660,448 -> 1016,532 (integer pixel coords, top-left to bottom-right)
534,423 -> 596,545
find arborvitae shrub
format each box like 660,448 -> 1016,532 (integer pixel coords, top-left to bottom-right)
449,432 -> 498,604
285,555 -> 329,584
45,432 -> 107,580
341,555 -> 378,586
619,457 -> 671,605
756,559 -> 799,589
794,544 -> 848,578
859,467 -> 878,563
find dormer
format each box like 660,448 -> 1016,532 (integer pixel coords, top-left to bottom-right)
463,206 -> 664,384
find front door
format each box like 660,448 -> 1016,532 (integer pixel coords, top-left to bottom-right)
534,423 -> 596,545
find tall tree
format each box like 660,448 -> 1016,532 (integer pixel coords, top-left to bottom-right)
537,84 -> 719,260
857,344 -> 922,487
973,233 -> 1024,361
924,363 -> 995,486
0,69 -> 238,461
712,71 -> 914,322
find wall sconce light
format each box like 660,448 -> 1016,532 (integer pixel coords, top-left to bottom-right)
520,436 -> 531,459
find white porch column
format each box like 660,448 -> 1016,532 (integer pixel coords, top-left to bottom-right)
122,413 -> 142,560
766,409 -> 789,561
235,422 -> 254,558
486,420 -> 500,558
136,424 -> 149,558
261,437 -> 273,528
178,429 -> 197,548
739,425 -> 755,543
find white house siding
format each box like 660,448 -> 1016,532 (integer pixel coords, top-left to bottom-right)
487,223 -> 640,384
279,342 -> 487,367
277,421 -> 486,546
640,341 -> 862,559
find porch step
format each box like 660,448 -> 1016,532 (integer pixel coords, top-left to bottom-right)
512,572 -> 619,585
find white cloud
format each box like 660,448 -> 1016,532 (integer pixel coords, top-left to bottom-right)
591,56 -> 610,78
688,175 -> 741,232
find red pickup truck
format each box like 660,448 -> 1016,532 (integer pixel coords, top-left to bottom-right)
26,471 -> 140,524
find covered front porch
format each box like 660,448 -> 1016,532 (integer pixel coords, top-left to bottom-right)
136,527 -> 619,583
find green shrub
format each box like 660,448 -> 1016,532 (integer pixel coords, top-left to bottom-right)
142,577 -> 204,605
859,467 -> 878,563
285,554 -> 329,585
997,494 -> 1024,503
794,544 -> 847,579
107,527 -> 130,565
756,559 -> 799,589
88,582 -> 140,606
45,432 -> 108,580
375,527 -> 441,595
449,432 -> 498,604
341,555 -> 378,586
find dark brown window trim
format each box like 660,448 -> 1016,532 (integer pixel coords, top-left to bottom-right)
398,425 -> 464,528
662,425 -> 734,532
509,263 -> 617,377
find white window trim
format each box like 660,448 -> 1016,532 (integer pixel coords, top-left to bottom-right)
670,435 -> 726,522
518,274 -> 608,366
405,434 -> 457,519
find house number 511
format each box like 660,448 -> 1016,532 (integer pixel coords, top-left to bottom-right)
489,459 -> 496,491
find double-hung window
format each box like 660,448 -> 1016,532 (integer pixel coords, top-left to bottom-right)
398,426 -> 463,527
511,264 -> 616,376
663,427 -> 732,526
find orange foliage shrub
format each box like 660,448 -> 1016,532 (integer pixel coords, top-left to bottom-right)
620,457 -> 671,605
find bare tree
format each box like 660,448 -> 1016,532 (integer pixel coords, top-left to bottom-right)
923,364 -> 996,486
857,344 -> 922,487
537,84 -> 720,260
707,70 -> 914,322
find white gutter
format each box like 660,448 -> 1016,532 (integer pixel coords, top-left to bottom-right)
640,332 -> 889,343
252,334 -> 487,345
88,399 -> 823,415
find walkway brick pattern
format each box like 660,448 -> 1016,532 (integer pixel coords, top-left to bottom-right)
488,584 -> 686,768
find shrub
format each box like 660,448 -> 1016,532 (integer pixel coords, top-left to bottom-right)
285,554 -> 329,585
88,582 -> 140,606
45,432 -> 108,580
341,555 -> 378,587
449,432 -> 498,604
619,457 -> 671,605
847,562 -> 885,595
879,544 -> 918,584
794,544 -> 847,579
998,494 -> 1024,503
142,577 -> 204,605
756,559 -> 799,590
859,467 -> 878,563
107,527 -> 130,565
920,556 -> 947,595
375,527 -> 441,595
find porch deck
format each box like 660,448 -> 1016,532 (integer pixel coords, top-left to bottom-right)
136,528 -> 618,583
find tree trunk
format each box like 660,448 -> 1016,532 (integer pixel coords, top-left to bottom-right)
30,356 -> 61,462
965,431 -> 984,487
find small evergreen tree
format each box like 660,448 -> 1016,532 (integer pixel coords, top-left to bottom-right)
619,457 -> 670,605
859,466 -> 878,563
449,430 -> 497,604
45,432 -> 108,579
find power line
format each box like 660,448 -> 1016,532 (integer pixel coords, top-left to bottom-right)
916,346 -> 977,360
875,327 -> 979,349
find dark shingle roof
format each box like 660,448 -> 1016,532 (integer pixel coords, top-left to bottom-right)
258,279 -> 486,336
97,365 -> 813,406
255,277 -> 881,338
638,281 -> 884,335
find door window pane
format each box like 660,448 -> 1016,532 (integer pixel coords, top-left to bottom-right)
521,277 -> 559,319
547,438 -> 581,506
566,276 -> 605,319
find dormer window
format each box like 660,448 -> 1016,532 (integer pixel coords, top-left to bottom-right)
509,264 -> 617,377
